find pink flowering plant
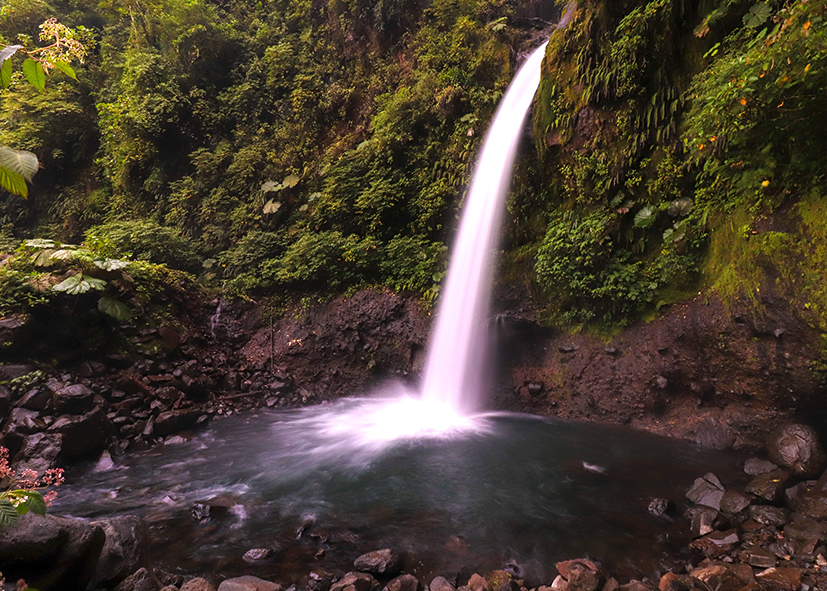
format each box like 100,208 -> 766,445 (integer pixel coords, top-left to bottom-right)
0,447 -> 64,529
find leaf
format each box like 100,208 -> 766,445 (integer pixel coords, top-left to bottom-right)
261,180 -> 283,193
50,59 -> 77,80
93,258 -> 129,271
0,45 -> 22,65
1,57 -> 12,89
22,59 -> 45,92
0,498 -> 19,529
0,146 -> 39,181
53,274 -> 107,295
50,249 -> 77,262
0,166 -> 28,197
33,249 -> 57,267
263,199 -> 282,214
667,198 -> 694,217
11,489 -> 46,516
283,174 -> 300,188
743,2 -> 771,28
23,238 -> 57,249
633,206 -> 656,228
98,296 -> 132,321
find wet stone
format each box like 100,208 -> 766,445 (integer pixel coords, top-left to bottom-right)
243,548 -> 275,562
745,458 -> 779,476
746,549 -> 777,569
385,574 -> 420,591
330,572 -> 378,591
746,470 -> 791,503
218,576 -> 282,591
687,473 -> 726,510
430,577 -> 457,591
768,424 -> 827,478
658,573 -> 694,591
686,506 -> 719,538
649,498 -> 672,517
749,505 -> 790,527
755,567 -> 802,591
354,549 -> 402,576
793,491 -> 827,520
690,565 -> 744,591
720,490 -> 753,515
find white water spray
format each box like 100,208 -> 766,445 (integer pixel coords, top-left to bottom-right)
421,41 -> 548,414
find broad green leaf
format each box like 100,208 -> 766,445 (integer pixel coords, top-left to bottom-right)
743,2 -> 771,28
24,239 -> 57,249
0,166 -> 28,198
93,258 -> 129,271
667,198 -> 694,217
98,296 -> 131,321
0,45 -> 22,64
50,59 -> 77,80
50,249 -> 77,261
633,206 -> 656,228
22,59 -> 45,92
261,181 -> 283,193
0,146 -> 39,181
1,58 -> 11,89
33,249 -> 57,267
283,174 -> 300,188
263,199 -> 282,214
0,498 -> 19,529
53,274 -> 107,295
22,490 -> 47,516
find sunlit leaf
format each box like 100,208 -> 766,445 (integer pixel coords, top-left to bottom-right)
53,274 -> 107,295
0,58 -> 12,89
50,59 -> 77,80
283,174 -> 300,188
633,206 -> 656,228
263,199 -> 282,214
667,198 -> 694,217
24,239 -> 57,249
261,180 -> 283,193
0,45 -> 22,65
13,489 -> 46,516
93,258 -> 129,271
743,2 -> 771,28
33,249 -> 57,267
22,59 -> 45,92
0,498 -> 20,528
0,146 -> 39,181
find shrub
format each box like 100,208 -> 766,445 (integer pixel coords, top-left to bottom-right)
86,220 -> 202,273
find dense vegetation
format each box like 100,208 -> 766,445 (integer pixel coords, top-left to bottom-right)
0,0 -> 825,332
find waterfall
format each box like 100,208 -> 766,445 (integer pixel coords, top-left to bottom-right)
421,42 -> 548,414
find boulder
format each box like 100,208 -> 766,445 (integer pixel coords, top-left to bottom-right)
52,383 -> 96,415
685,506 -> 718,538
385,574 -> 420,591
48,405 -> 111,459
154,408 -> 202,437
748,505 -> 789,527
16,388 -> 51,411
0,385 -> 10,415
686,473 -> 726,510
12,432 -> 63,473
755,567 -> 802,591
308,571 -> 335,591
0,513 -> 106,591
484,571 -> 519,591
0,313 -> 32,349
745,470 -> 790,503
243,548 -> 275,561
744,458 -> 779,476
217,576 -> 282,591
768,424 -> 827,478
556,560 -> 603,591
658,573 -> 696,591
354,548 -> 402,576
90,515 -> 152,588
182,578 -> 219,591
719,491 -> 753,515
430,577 -> 457,591
330,572 -> 378,591
690,565 -> 744,591
114,567 -> 161,591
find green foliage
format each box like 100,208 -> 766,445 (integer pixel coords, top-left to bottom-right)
86,220 -> 202,273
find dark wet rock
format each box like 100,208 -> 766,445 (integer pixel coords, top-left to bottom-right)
330,572 -> 378,591
154,408 -> 202,436
755,567 -> 802,591
484,571 -> 519,591
308,571 -> 335,591
689,565 -> 744,591
156,570 -> 185,587
745,548 -> 777,568
784,515 -> 827,542
648,498 -> 673,517
0,513 -> 106,591
90,515 -> 152,589
745,470 -> 790,503
658,574 -> 698,591
748,505 -> 789,527
686,473 -> 726,510
0,385 -> 11,414
430,577 -> 457,591
182,578 -> 219,591
48,405 -> 111,459
17,388 -> 51,411
793,490 -> 827,520
3,407 -> 44,444
114,567 -> 161,591
218,576 -> 282,591
52,383 -> 96,414
689,530 -> 739,558
719,491 -> 753,515
618,581 -> 655,591
686,506 -> 719,538
768,424 -> 827,478
243,548 -> 275,562
744,458 -> 779,476
556,559 -> 604,591
0,313 -> 32,349
12,432 -> 62,473
467,574 -> 487,591
385,574 -> 421,591
354,548 -> 402,576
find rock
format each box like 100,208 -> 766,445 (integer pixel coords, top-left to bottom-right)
94,450 -> 116,472
755,567 -> 802,591
0,385 -> 10,414
330,573 -> 377,591
217,576 -> 282,591
17,388 -> 51,411
744,458 -> 779,475
768,424 -> 827,478
52,383 -> 96,414
114,567 -> 161,591
719,491 -> 753,515
48,405 -> 111,459
430,577 -> 456,591
619,581 -> 655,591
686,473 -> 726,510
154,408 -> 202,436
748,505 -> 789,527
354,548 -> 402,576
784,515 -> 827,543
745,549 -> 777,569
556,560 -> 603,591
648,498 -> 672,517
745,470 -> 790,502
0,513 -> 106,591
182,578 -> 219,591
658,573 -> 695,591
191,502 -> 211,521
485,571 -> 519,591
690,565 -> 745,591
90,515 -> 152,589
12,432 -> 62,473
689,530 -> 739,558
549,577 -> 567,591
243,548 -> 274,561
308,571 -> 335,591
385,574 -> 420,591
685,506 -> 719,538
0,313 -> 31,349
467,574 -> 487,591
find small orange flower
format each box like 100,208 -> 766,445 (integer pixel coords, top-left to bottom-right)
740,98 -> 747,105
